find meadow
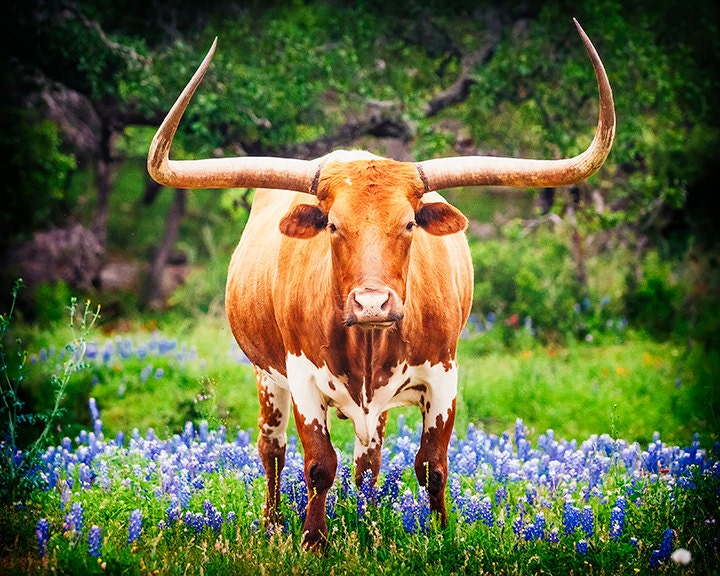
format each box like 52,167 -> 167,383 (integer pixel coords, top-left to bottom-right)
2,298 -> 719,575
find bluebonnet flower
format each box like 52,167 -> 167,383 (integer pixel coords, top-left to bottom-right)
581,505 -> 594,538
658,528 -> 675,557
512,515 -> 524,538
66,501 -> 84,536
650,527 -> 676,569
448,474 -> 462,510
359,469 -> 376,506
479,496 -> 494,527
87,525 -> 102,557
203,500 -> 223,532
576,539 -> 589,556
563,499 -> 580,536
184,511 -> 205,533
609,504 -> 625,541
88,397 -> 100,421
463,493 -> 481,523
127,509 -> 142,544
399,489 -> 429,533
36,518 -> 50,558
399,489 -> 417,533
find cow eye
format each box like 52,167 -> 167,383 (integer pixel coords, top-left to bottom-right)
406,221 -> 416,231
328,222 -> 337,233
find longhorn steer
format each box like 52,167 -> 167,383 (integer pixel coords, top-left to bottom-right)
147,19 -> 615,549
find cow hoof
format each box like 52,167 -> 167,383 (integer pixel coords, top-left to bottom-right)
301,529 -> 328,552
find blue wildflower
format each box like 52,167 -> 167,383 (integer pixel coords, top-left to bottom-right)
127,509 -> 142,544
581,505 -> 594,538
448,474 -> 462,510
512,515 -> 524,538
184,511 -> 205,533
479,496 -> 494,527
609,505 -> 625,541
658,528 -> 675,558
203,500 -> 223,532
576,539 -> 589,556
87,525 -> 102,558
68,501 -> 84,535
140,365 -> 152,382
463,494 -> 481,524
36,518 -> 50,558
563,499 -> 580,536
650,527 -> 676,570
88,397 -> 100,421
359,469 -> 376,506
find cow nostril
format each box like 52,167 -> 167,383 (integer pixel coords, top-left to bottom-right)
346,287 -> 402,325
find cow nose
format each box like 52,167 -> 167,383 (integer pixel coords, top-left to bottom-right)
345,287 -> 403,328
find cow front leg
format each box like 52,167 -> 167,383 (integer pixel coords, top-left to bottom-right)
256,368 -> 291,528
414,376 -> 457,527
353,411 -> 387,487
292,402 -> 337,550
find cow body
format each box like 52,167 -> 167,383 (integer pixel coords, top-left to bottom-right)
226,152 -> 472,547
148,21 -> 615,550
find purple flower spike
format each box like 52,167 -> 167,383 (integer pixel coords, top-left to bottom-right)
576,539 -> 589,556
88,525 -> 102,557
36,518 -> 50,558
127,509 -> 143,545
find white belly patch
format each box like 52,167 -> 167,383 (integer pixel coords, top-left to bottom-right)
284,352 -> 458,447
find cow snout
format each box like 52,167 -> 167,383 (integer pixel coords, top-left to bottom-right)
345,287 -> 403,328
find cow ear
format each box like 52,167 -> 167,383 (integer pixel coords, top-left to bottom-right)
279,204 -> 328,238
415,202 -> 468,235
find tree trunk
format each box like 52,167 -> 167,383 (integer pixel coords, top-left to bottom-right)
144,188 -> 187,309
92,155 -> 115,253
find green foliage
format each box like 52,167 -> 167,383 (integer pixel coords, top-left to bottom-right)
454,0 -> 720,243
471,224 -> 587,343
624,251 -> 681,339
0,110 -> 77,245
0,281 -> 99,504
32,282 -> 74,325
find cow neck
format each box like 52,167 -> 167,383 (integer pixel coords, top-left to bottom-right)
328,325 -> 404,407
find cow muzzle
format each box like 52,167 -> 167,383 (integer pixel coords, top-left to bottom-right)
344,286 -> 404,329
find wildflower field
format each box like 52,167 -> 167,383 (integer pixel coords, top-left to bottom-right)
2,306 -> 719,575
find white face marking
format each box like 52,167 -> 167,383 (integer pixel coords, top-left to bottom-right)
285,353 -> 458,448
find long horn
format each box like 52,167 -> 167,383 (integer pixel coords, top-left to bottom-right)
415,19 -> 615,192
147,38 -> 321,193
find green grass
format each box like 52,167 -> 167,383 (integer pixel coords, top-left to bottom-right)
17,314 -> 719,452
3,314 -> 720,575
457,337 -> 719,448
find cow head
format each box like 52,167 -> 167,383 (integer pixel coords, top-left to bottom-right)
147,19 -> 615,322
277,153 -> 468,328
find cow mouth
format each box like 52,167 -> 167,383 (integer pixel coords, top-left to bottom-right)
353,319 -> 398,330
344,286 -> 404,329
